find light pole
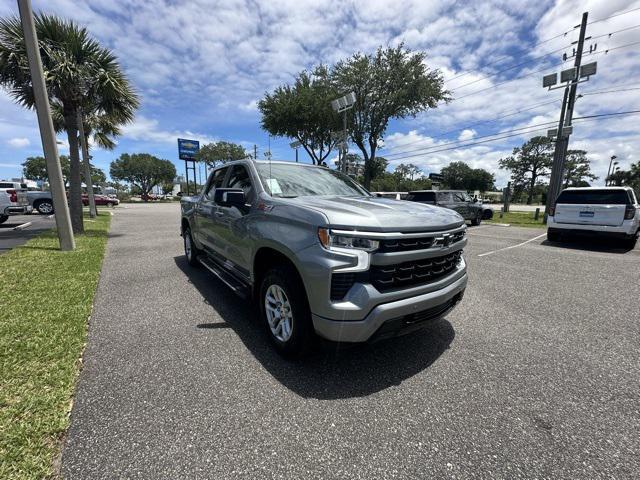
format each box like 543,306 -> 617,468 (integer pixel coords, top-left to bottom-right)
290,140 -> 302,162
17,0 -> 75,250
606,155 -> 617,186
331,92 -> 356,173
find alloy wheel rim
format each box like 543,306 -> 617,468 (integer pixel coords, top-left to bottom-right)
40,203 -> 53,214
265,284 -> 293,342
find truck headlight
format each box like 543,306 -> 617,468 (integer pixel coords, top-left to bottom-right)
318,228 -> 379,252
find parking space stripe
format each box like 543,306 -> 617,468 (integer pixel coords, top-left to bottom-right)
478,232 -> 547,257
13,222 -> 32,231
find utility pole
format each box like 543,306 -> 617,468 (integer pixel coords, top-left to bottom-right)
17,0 -> 75,250
254,144 -> 258,160
77,110 -> 97,218
606,155 -> 617,185
544,12 -> 595,221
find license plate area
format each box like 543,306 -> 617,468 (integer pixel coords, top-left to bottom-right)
579,211 -> 594,218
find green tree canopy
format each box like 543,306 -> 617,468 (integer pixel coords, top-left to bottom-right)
259,65 -> 341,165
332,44 -> 449,188
499,136 -> 553,204
0,13 -> 138,232
194,141 -> 247,168
563,150 -> 597,187
110,153 -> 176,201
439,162 -> 495,192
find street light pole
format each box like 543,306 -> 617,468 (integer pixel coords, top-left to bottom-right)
606,155 -> 617,186
17,0 -> 75,250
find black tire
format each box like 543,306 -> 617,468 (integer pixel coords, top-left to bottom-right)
183,227 -> 200,267
259,265 -> 313,357
35,199 -> 54,215
471,210 -> 482,226
107,202 -> 114,208
623,233 -> 638,250
547,229 -> 561,242
0,215 -> 8,224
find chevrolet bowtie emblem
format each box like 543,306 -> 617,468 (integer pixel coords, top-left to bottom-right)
434,233 -> 452,247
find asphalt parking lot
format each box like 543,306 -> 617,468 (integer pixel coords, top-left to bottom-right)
0,213 -> 56,254
62,203 -> 639,479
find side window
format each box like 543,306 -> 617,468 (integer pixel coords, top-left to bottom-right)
438,192 -> 453,203
226,165 -> 254,203
204,167 -> 228,200
454,193 -> 466,203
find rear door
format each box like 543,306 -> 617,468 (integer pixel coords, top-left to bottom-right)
554,189 -> 628,226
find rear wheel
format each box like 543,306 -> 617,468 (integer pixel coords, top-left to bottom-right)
547,229 -> 561,242
259,265 -> 313,357
183,227 -> 200,266
35,200 -> 54,215
471,210 -> 482,226
623,233 -> 638,249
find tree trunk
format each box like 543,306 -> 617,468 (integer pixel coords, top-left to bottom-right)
527,174 -> 535,205
77,110 -> 97,218
64,114 -> 84,233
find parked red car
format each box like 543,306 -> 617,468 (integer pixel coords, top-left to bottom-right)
82,194 -> 119,207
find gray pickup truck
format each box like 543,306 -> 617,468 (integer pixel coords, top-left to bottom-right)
181,160 -> 467,355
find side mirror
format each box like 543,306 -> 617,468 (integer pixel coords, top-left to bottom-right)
214,188 -> 246,208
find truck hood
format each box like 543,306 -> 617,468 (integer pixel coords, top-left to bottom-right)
282,196 -> 464,232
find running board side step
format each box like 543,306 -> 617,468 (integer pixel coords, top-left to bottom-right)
197,255 -> 250,299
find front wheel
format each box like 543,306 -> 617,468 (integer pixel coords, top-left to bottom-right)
183,227 -> 200,266
260,265 -> 313,357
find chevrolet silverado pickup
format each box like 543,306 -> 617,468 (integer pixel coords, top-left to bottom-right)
180,160 -> 468,355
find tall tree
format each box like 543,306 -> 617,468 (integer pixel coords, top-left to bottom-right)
194,141 -> 247,168
23,155 -> 103,185
563,150 -> 597,187
499,136 -> 553,205
259,65 -> 340,165
110,154 -> 176,201
0,14 -> 138,232
332,44 -> 449,188
441,162 -> 472,189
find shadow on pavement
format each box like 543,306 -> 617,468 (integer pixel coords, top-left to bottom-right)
175,255 -> 455,400
542,237 -> 636,254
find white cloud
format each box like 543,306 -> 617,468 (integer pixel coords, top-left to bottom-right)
458,129 -> 476,141
122,115 -> 217,146
7,137 -> 30,148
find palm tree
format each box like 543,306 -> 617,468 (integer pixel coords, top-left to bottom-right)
0,13 -> 138,232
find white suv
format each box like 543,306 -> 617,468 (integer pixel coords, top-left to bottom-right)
547,187 -> 639,248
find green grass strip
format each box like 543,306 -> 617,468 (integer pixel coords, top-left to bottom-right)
486,210 -> 546,228
0,214 -> 111,479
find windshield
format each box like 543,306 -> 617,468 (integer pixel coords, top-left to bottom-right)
557,189 -> 631,205
255,163 -> 369,198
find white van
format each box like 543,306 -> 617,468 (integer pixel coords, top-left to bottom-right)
547,187 -> 639,248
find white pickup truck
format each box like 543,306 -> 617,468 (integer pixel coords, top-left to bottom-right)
0,181 -> 31,224
547,187 -> 639,248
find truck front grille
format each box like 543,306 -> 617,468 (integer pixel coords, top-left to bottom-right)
370,250 -> 463,292
379,231 -> 465,253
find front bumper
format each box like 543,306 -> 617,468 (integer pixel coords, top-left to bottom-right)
312,272 -> 467,342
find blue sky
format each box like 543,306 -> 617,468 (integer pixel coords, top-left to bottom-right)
1,0 -> 639,187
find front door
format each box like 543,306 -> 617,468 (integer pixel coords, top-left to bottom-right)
212,164 -> 256,280
195,167 -> 228,251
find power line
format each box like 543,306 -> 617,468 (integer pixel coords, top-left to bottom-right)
583,86 -> 640,95
445,10 -> 640,85
385,110 -> 640,162
452,40 -> 639,101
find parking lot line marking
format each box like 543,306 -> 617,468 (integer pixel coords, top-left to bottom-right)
47,214 -> 55,219
478,232 -> 547,257
13,222 -> 32,231
109,211 -> 114,216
